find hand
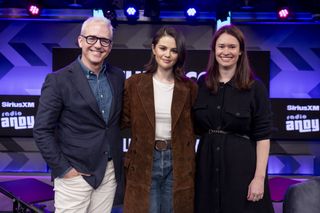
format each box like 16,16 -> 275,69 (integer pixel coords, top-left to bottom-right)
247,176 -> 265,202
63,168 -> 91,179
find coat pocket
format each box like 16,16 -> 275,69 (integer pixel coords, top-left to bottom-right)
224,108 -> 251,130
225,109 -> 250,118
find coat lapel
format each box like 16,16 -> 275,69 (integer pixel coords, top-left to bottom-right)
171,80 -> 189,130
69,61 -> 104,122
105,63 -> 117,126
137,74 -> 155,129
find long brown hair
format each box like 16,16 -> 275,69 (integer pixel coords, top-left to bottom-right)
144,26 -> 186,80
205,25 -> 254,93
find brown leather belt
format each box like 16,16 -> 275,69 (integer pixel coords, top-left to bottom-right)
155,140 -> 172,151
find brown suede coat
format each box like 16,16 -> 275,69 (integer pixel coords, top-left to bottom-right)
122,73 -> 198,213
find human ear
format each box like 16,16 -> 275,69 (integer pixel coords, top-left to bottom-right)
78,36 -> 83,47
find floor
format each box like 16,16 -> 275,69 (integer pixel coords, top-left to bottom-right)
0,174 -> 294,213
0,174 -> 54,212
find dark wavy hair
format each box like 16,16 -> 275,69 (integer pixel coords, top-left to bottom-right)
205,25 -> 254,93
144,26 -> 186,80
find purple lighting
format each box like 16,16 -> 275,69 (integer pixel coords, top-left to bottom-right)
186,8 -> 197,17
124,4 -> 139,20
278,8 -> 289,19
126,7 -> 137,16
28,4 -> 40,16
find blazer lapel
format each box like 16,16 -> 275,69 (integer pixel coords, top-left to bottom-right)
137,74 -> 155,129
69,61 -> 104,121
171,80 -> 188,130
105,63 -> 116,125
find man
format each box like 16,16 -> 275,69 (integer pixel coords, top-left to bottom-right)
33,16 -> 125,213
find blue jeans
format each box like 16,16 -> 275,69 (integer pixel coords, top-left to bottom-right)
149,149 -> 173,213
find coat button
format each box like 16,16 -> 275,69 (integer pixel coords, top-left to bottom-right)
236,112 -> 240,116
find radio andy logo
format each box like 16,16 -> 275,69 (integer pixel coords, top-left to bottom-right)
286,114 -> 319,133
1,111 -> 34,130
1,101 -> 35,130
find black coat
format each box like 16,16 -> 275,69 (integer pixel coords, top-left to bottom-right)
33,59 -> 125,189
193,76 -> 274,213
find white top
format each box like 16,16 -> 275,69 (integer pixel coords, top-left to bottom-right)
153,77 -> 174,140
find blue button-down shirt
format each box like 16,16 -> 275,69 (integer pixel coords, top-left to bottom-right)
78,57 -> 113,124
78,57 -> 113,157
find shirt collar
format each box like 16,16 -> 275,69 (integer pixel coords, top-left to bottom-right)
77,56 -> 106,76
226,78 -> 236,88
220,78 -> 236,88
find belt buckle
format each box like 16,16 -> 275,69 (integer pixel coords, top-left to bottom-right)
155,140 -> 168,151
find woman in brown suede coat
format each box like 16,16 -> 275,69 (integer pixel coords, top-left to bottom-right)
122,26 -> 198,213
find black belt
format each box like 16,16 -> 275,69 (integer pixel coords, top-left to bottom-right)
208,129 -> 250,140
155,140 -> 172,151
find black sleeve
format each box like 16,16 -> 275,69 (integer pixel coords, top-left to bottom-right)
251,80 -> 272,141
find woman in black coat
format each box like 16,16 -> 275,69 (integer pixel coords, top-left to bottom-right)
193,25 -> 274,213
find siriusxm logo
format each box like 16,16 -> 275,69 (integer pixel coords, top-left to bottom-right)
2,101 -> 35,108
1,111 -> 34,129
286,114 -> 319,133
287,105 -> 319,111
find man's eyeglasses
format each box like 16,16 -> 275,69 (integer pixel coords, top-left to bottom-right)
80,35 -> 112,47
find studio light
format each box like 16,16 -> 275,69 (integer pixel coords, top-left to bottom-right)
184,4 -> 198,21
276,0 -> 291,20
186,7 -> 197,17
27,2 -> 41,17
124,1 -> 139,21
278,8 -> 289,19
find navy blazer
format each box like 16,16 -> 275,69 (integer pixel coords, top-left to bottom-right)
33,59 -> 125,189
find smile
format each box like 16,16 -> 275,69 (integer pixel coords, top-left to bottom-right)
162,59 -> 171,63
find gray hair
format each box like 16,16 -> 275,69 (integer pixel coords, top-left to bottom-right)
81,16 -> 113,38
